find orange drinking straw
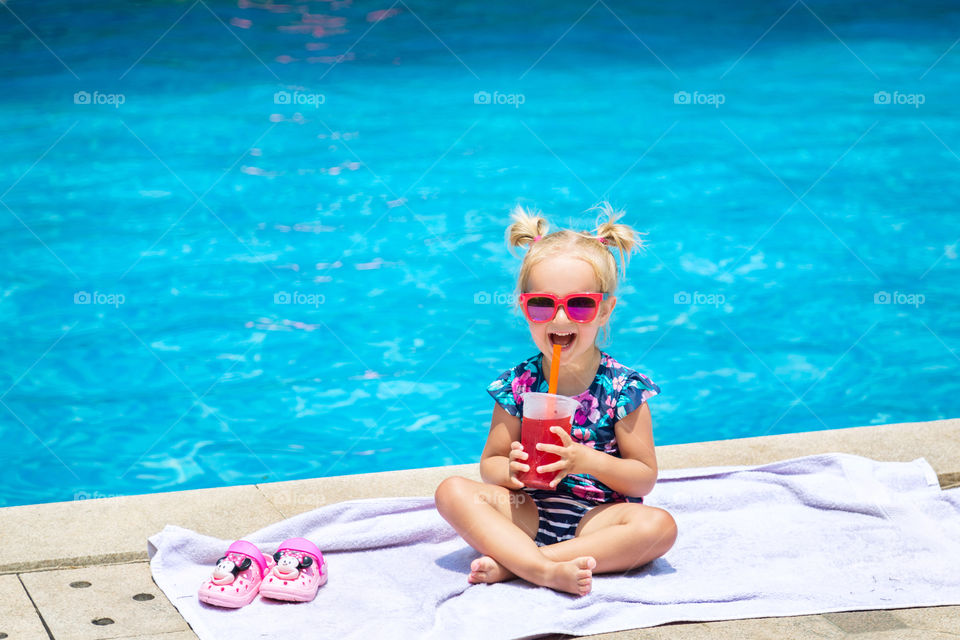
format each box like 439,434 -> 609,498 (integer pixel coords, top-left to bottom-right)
548,343 -> 562,395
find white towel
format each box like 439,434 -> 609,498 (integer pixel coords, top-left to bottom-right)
148,454 -> 960,639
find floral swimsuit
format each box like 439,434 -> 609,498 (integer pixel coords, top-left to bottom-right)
486,350 -> 660,545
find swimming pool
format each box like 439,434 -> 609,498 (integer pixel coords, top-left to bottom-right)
2,0 -> 958,507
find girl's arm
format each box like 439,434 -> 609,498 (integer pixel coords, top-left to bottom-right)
479,403 -> 527,489
539,402 -> 659,497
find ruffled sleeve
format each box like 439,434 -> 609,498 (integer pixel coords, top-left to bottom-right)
486,368 -> 520,417
486,359 -> 540,418
616,371 -> 661,420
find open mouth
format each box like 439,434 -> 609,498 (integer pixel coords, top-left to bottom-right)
548,331 -> 576,351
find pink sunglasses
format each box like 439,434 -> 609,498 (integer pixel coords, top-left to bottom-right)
519,292 -> 605,323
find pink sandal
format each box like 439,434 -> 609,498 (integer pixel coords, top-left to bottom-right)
198,540 -> 267,608
259,537 -> 327,602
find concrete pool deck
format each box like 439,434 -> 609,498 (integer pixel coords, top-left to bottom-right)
2,417 -> 959,639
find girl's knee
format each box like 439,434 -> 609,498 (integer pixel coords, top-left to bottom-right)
622,506 -> 676,549
434,476 -> 473,514
646,508 -> 678,549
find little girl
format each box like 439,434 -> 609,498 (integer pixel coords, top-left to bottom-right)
435,203 -> 677,596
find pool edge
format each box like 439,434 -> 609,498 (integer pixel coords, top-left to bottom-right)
2,417 -> 958,575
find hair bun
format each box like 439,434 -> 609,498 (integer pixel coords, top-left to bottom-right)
506,205 -> 549,254
591,202 -> 644,272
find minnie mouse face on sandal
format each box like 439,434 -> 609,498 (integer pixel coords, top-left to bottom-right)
210,555 -> 251,585
272,551 -> 313,579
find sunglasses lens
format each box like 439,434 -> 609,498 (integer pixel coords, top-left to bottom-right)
566,296 -> 598,322
525,296 -> 556,322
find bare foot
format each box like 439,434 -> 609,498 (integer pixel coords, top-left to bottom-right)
543,556 -> 596,596
468,556 -> 515,584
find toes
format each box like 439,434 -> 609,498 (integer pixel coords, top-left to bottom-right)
469,557 -> 502,584
578,576 -> 593,595
470,559 -> 489,575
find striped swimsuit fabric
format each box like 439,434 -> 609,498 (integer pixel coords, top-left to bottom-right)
526,489 -> 597,546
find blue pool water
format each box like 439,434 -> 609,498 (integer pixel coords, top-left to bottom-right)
2,0 -> 959,507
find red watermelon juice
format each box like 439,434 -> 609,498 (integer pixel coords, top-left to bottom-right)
517,392 -> 579,490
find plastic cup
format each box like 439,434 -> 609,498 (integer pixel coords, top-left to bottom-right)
516,392 -> 580,490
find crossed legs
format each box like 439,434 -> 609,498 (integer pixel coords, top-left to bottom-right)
434,476 -> 677,596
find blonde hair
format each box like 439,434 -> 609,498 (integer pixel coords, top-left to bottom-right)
505,202 -> 645,345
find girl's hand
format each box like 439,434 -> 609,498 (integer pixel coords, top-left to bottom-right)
507,441 -> 529,489
536,427 -> 590,489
